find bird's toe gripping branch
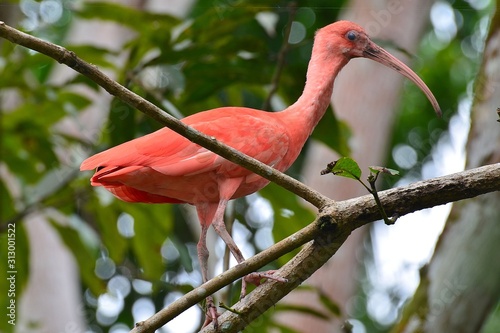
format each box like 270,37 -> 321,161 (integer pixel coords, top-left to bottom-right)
241,270 -> 288,299
202,295 -> 220,329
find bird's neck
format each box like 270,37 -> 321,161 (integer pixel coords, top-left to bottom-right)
283,45 -> 349,140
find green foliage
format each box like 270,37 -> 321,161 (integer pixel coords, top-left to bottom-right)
75,1 -> 180,33
65,45 -> 118,68
0,182 -> 15,221
49,218 -> 106,295
322,156 -> 362,180
82,191 -> 130,263
260,183 -> 315,265
312,106 -> 352,156
123,202 -> 174,284
369,166 -> 400,177
386,0 -> 486,184
323,157 -> 401,225
483,303 -> 500,333
106,98 -> 137,146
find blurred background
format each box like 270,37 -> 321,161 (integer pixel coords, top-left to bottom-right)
1,0 -> 499,332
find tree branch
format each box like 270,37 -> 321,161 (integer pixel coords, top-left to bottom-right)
0,21 -> 330,209
130,163 -> 500,333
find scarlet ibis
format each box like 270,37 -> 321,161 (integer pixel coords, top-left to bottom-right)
80,20 -> 440,327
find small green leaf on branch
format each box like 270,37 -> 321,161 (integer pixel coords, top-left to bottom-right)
320,157 -> 361,180
368,166 -> 400,176
322,159 -> 400,225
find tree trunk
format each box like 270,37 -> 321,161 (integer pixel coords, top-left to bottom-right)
391,6 -> 500,333
277,0 -> 435,331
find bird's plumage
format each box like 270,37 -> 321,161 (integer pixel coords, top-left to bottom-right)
81,107 -> 299,204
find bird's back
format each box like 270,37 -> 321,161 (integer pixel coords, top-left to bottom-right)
80,107 -> 299,204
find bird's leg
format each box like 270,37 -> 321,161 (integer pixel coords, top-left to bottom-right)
197,222 -> 219,328
211,208 -> 287,299
210,201 -> 245,263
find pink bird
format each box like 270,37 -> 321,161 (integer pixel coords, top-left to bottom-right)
80,21 -> 440,327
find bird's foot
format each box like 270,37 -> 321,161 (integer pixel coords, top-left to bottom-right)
202,296 -> 220,329
240,270 -> 287,299
245,270 -> 288,286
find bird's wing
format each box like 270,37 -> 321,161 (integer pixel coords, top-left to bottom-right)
80,108 -> 290,177
180,111 -> 291,177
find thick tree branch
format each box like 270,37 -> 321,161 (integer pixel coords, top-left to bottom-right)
0,21 -> 329,209
129,163 -> 500,333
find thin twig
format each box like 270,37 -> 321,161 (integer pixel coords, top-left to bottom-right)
367,173 -> 395,224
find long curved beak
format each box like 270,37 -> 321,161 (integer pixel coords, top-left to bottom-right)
363,41 -> 442,117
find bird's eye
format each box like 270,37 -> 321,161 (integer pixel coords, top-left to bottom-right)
346,31 -> 357,41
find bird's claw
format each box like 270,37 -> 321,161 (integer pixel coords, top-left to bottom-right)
240,270 -> 287,299
245,270 -> 288,286
202,272 -> 287,327
202,296 -> 220,329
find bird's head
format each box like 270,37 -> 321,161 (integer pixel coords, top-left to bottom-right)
317,21 -> 371,58
317,21 -> 441,117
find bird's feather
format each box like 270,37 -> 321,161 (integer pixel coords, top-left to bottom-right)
81,107 -> 291,178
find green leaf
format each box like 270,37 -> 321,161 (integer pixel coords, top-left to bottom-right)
106,97 -> 136,146
58,91 -> 92,114
64,45 -> 117,69
75,2 -> 179,33
322,157 -> 362,180
0,182 -> 15,222
369,166 -> 400,176
318,289 -> 342,317
260,183 -> 315,266
274,304 -> 330,320
170,235 -> 194,272
181,59 -> 268,104
1,140 -> 42,184
65,75 -> 100,91
268,323 -> 302,333
49,219 -> 105,296
2,120 -> 60,183
293,285 -> 342,317
85,192 -> 129,263
312,106 -> 352,156
121,203 -> 173,284
482,304 -> 500,333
